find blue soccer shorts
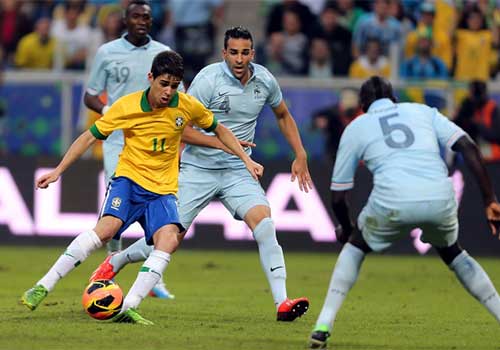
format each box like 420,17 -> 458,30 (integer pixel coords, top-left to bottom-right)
100,176 -> 181,245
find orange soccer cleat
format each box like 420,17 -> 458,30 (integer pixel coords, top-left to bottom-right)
89,255 -> 117,282
276,297 -> 309,321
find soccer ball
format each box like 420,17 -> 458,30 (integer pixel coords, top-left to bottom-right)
82,279 -> 123,320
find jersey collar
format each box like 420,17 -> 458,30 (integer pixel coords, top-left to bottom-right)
141,88 -> 179,112
368,98 -> 396,113
121,33 -> 152,50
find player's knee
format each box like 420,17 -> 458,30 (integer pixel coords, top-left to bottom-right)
94,227 -> 118,243
153,225 -> 183,253
348,230 -> 372,254
244,205 -> 271,230
94,215 -> 122,242
252,217 -> 277,245
435,241 -> 463,265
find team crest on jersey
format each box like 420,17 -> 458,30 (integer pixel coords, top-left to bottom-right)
111,197 -> 122,210
254,84 -> 262,99
175,116 -> 184,127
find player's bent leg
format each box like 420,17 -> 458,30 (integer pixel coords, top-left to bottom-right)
119,225 -> 182,319
244,206 -> 309,321
436,242 -> 500,323
91,236 -> 176,299
106,238 -> 122,254
21,217 -> 121,311
348,229 -> 373,254
103,142 -> 123,254
21,216 -> 120,311
245,208 -> 287,304
310,242 -> 367,348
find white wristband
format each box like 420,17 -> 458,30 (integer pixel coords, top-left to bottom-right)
101,105 -> 110,115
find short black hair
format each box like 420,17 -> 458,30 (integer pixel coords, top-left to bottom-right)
224,26 -> 253,49
359,76 -> 396,112
151,51 -> 184,79
125,0 -> 150,17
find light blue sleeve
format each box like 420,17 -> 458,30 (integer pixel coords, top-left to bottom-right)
330,124 -> 363,191
86,46 -> 107,96
187,72 -> 213,106
265,73 -> 283,108
432,108 -> 466,150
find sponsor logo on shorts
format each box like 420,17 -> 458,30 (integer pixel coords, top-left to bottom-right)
111,197 -> 122,210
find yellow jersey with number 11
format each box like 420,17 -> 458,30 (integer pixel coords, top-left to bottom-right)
90,89 -> 217,195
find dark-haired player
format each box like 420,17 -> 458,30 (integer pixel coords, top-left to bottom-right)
21,51 -> 263,324
91,26 -> 313,322
84,0 -> 178,299
309,76 -> 500,348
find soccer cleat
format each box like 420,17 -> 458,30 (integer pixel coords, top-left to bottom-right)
89,255 -> 116,282
309,325 -> 331,349
149,281 -> 175,300
20,285 -> 48,311
112,308 -> 154,325
276,297 -> 309,321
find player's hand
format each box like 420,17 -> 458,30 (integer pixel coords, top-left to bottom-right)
485,201 -> 500,237
291,155 -> 313,193
35,171 -> 60,189
239,140 -> 256,149
219,139 -> 255,155
245,159 -> 264,180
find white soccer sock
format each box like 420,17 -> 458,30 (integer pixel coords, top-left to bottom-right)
252,218 -> 287,307
122,250 -> 171,311
106,238 -> 122,254
38,230 -> 103,292
450,250 -> 500,323
316,243 -> 365,331
110,238 -> 153,273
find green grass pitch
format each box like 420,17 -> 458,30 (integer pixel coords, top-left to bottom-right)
1,246 -> 499,350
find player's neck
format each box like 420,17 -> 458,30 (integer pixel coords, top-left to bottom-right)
239,68 -> 252,86
125,34 -> 150,47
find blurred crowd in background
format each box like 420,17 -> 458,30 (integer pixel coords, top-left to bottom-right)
2,0 -> 500,82
0,0 -> 499,163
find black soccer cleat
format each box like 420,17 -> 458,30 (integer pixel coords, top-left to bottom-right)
309,330 -> 330,349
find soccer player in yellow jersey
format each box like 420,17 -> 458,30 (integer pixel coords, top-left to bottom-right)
21,50 -> 263,324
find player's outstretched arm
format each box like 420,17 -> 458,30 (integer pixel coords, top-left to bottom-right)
36,130 -> 97,189
452,135 -> 500,236
181,124 -> 256,154
271,101 -> 313,192
213,123 -> 263,180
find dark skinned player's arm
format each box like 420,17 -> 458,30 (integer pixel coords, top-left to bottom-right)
452,135 -> 500,236
452,135 -> 496,205
331,190 -> 355,243
84,92 -> 107,115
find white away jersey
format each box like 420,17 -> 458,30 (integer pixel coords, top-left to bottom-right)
182,61 -> 283,169
86,34 -> 172,146
331,98 -> 466,205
